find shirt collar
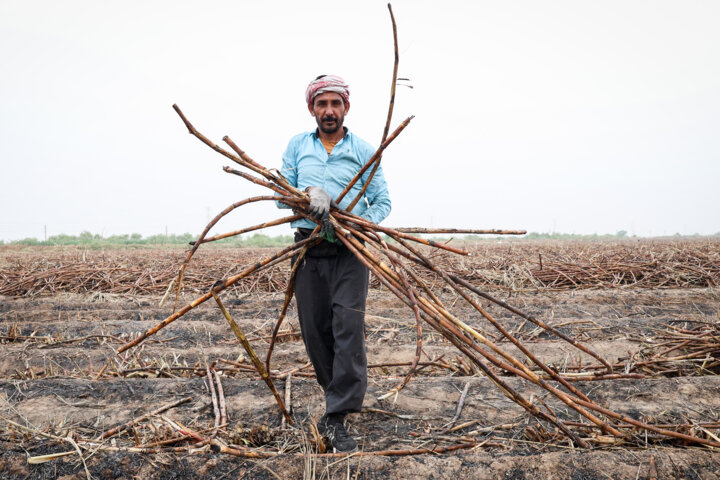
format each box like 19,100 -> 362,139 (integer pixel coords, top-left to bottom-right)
312,126 -> 349,139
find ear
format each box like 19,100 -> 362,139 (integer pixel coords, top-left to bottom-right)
308,102 -> 316,117
344,100 -> 350,115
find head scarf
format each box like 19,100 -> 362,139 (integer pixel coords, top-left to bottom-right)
305,74 -> 350,106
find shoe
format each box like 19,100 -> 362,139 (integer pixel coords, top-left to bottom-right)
317,413 -> 358,453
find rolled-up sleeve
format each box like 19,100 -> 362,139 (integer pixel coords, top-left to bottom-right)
360,164 -> 391,224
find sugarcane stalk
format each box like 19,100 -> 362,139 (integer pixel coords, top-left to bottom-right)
572,397 -> 720,448
221,136 -> 274,177
171,195 -> 300,310
392,228 -> 527,235
190,214 -> 302,246
206,365 -> 221,431
371,232 -> 424,397
448,274 -> 614,373
173,104 -> 304,199
334,116 -> 414,205
222,135 -> 303,197
212,292 -> 293,425
214,370 -> 228,427
390,235 -> 622,436
344,4 -> 401,213
381,3 -> 399,145
357,223 -> 613,375
222,166 -> 291,197
116,237 -> 315,354
94,396 -> 193,442
264,231 -> 321,374
335,211 -> 470,256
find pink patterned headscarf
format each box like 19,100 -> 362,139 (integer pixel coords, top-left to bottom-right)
305,75 -> 350,106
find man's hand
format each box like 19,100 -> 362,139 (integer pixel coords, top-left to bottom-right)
306,187 -> 331,219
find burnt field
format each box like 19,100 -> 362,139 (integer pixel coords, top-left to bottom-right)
1,239 -> 719,479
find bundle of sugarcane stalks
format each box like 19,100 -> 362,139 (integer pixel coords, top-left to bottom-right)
97,3 -> 719,452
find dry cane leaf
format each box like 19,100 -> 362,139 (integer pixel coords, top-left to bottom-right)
27,450 -> 76,464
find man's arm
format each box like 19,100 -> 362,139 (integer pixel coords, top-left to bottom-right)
275,139 -> 298,209
358,163 -> 391,224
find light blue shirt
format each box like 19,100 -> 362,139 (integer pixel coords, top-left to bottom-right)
277,128 -> 391,229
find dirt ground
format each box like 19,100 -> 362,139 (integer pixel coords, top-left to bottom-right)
1,244 -> 719,479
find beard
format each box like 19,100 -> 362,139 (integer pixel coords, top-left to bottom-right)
317,114 -> 344,134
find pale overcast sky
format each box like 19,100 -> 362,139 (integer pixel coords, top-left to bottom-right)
1,0 -> 718,241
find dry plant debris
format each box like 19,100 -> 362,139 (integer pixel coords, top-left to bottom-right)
2,240 -> 718,297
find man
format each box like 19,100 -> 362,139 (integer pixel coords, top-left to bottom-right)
277,75 -> 391,452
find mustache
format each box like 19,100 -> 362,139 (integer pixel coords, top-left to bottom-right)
321,116 -> 337,122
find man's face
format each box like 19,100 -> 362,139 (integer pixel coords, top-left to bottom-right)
309,92 -> 350,134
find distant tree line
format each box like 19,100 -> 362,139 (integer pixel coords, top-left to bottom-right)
1,230 -> 717,247
1,231 -> 294,248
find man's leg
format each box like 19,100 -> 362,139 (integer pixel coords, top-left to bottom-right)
294,255 -> 335,390
325,247 -> 369,415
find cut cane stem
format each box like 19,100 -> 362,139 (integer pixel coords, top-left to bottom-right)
265,223 -> 322,374
344,3 -> 402,214
172,195 -> 300,311
373,233 -> 424,397
223,135 -> 303,197
448,275 -> 614,374
334,116 -> 414,205
173,104 -> 304,199
212,292 -> 293,425
116,238 -> 315,354
335,211 -> 470,256
190,214 -> 302,246
222,166 -> 291,197
392,228 -> 527,235
265,232 -> 322,374
382,3 -> 399,145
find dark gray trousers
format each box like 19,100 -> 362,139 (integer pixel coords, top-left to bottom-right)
293,230 -> 369,414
